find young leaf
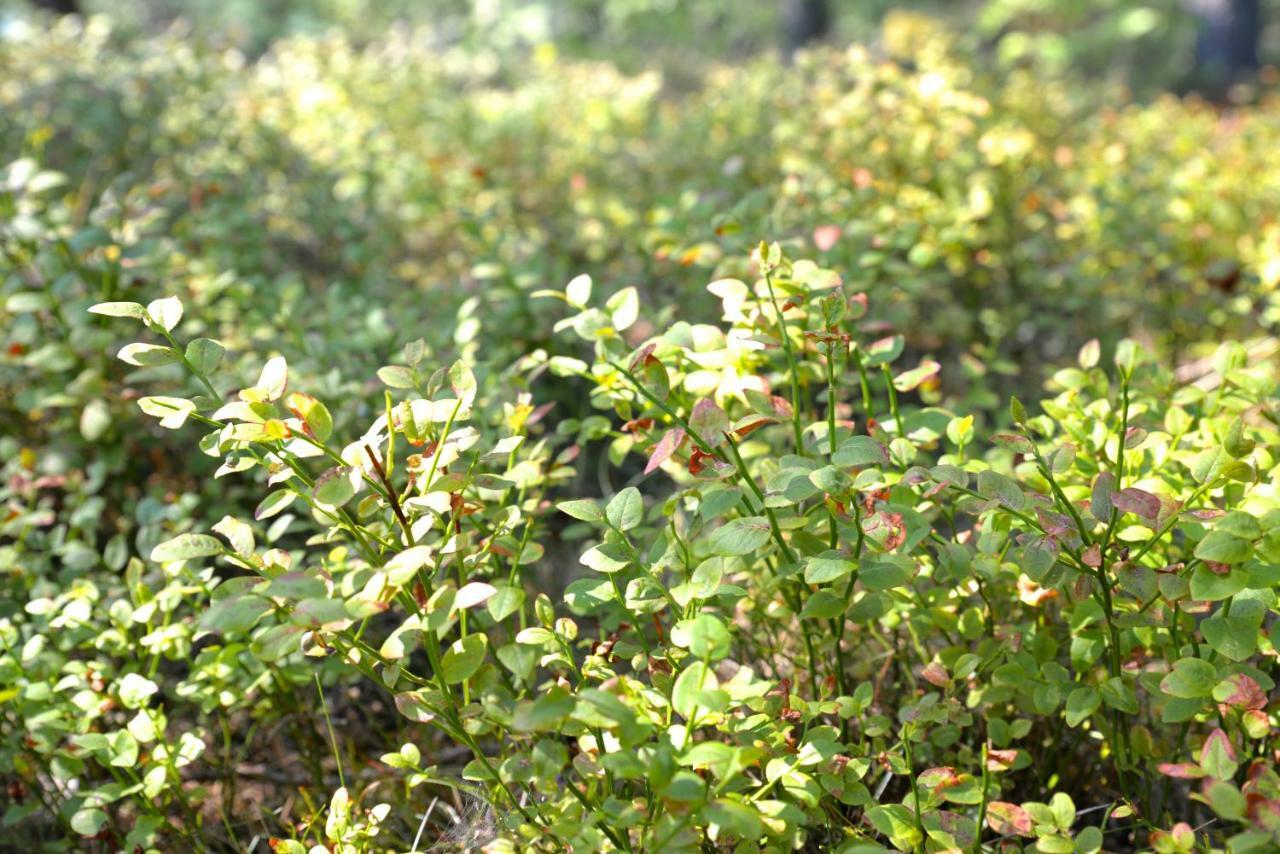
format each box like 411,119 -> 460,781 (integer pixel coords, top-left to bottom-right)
89,301 -> 146,320
146,296 -> 184,332
118,343 -> 178,367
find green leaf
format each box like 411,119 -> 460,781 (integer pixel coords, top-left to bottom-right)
1194,531 -> 1252,565
703,799 -> 762,841
565,274 -> 592,308
385,545 -> 433,585
557,499 -> 603,523
117,673 -> 159,709
1099,676 -> 1138,713
1202,614 -> 1257,661
1189,564 -> 1249,601
580,542 -> 631,573
79,399 -> 111,441
138,396 -> 196,429
1009,396 -> 1027,424
1048,791 -> 1075,829
313,468 -> 355,508
512,686 -> 575,732
832,436 -> 889,467
607,285 -> 639,331
866,804 -> 923,849
1064,686 -> 1100,727
70,808 -> 108,837
150,533 -> 222,563
707,517 -> 772,556
977,470 -> 1025,511
672,661 -> 718,720
1161,658 -> 1217,699
286,392 -> 333,442
1200,729 -> 1238,780
212,515 -> 254,557
201,596 -> 272,635
255,489 -> 296,521
486,585 -> 525,622
804,556 -> 855,585
185,338 -> 225,375
118,342 -> 178,367
673,614 -> 730,661
377,365 -> 416,389
1090,473 -> 1115,522
89,301 -> 146,319
606,487 -> 643,531
441,634 -> 487,683
799,590 -> 845,619
858,559 -> 910,591
147,296 -> 184,331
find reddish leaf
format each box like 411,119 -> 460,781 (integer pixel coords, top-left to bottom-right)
985,801 -> 1034,837
645,428 -> 686,475
628,343 -> 657,372
992,433 -> 1036,454
733,416 -> 775,438
1112,487 -> 1160,521
985,749 -> 1019,772
1157,762 -> 1205,779
920,662 -> 949,687
918,767 -> 961,792
1218,673 -> 1266,711
813,224 -> 842,252
689,399 -> 730,446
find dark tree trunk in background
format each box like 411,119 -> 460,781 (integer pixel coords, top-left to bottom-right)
1186,0 -> 1261,93
783,0 -> 831,59
30,0 -> 80,14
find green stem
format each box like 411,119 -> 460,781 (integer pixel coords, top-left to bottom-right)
762,266 -> 806,453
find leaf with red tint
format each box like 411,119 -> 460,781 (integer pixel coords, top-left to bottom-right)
645,427 -> 686,475
526,402 -> 555,426
688,447 -> 714,475
628,342 -> 657,372
1037,509 -> 1074,539
1218,673 -> 1267,710
992,433 -> 1036,454
985,802 -> 1034,837
920,662 -> 949,687
1112,487 -> 1161,521
917,767 -> 961,793
985,749 -> 1019,772
1187,508 -> 1226,522
1158,762 -> 1205,779
733,416 -> 775,438
813,224 -> 842,252
689,399 -> 730,446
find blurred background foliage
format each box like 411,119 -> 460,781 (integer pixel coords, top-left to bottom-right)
2,0 -> 1279,848
6,0 -> 1280,91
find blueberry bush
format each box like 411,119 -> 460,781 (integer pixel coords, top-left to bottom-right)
2,7 -> 1280,853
